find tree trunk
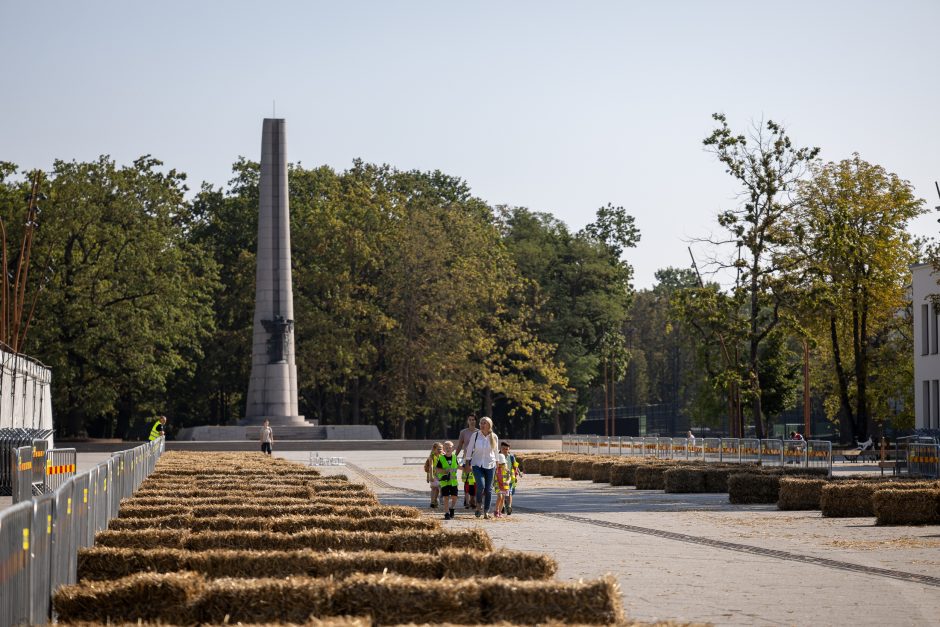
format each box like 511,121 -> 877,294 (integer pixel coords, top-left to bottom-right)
351,377 -> 361,425
484,387 -> 493,418
750,272 -> 765,439
854,289 -> 870,441
830,315 -> 856,444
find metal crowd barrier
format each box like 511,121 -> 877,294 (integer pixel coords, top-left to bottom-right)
560,434 -> 832,474
0,428 -> 53,496
0,436 -> 164,625
907,442 -> 940,478
44,448 -> 77,493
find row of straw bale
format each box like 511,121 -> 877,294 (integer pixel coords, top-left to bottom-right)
78,547 -> 557,582
726,467 -> 829,504
110,514 -> 439,534
95,527 -> 493,553
117,502 -> 419,520
820,480 -> 940,518
55,571 -> 625,626
123,495 -> 376,508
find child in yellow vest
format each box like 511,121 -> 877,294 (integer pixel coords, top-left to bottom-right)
435,440 -> 461,520
424,442 -> 443,508
493,454 -> 511,519
462,464 -> 476,509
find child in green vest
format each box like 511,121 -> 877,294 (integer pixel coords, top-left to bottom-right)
435,440 -> 460,519
499,441 -> 522,515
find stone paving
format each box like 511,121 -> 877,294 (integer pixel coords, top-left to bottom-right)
275,449 -> 940,627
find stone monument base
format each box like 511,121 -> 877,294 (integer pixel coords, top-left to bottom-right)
175,424 -> 382,442
240,414 -> 309,427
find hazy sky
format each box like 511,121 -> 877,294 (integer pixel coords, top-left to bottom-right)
2,1 -> 938,288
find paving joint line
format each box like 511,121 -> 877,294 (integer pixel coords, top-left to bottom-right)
343,461 -> 940,589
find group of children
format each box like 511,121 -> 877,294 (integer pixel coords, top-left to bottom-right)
424,439 -> 521,520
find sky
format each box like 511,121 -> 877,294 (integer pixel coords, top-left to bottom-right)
1,1 -> 938,289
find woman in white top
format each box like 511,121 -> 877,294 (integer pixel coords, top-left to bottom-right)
464,416 -> 498,519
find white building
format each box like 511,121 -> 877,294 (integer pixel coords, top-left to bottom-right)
912,262 -> 940,429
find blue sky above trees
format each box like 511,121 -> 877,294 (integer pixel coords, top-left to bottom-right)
2,0 -> 937,288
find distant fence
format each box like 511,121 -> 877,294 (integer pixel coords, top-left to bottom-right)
561,434 -> 832,475
0,347 -> 53,432
0,437 -> 164,625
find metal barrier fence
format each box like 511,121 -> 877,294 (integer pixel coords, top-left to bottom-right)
44,448 -> 77,493
560,435 -> 832,474
907,442 -> 940,478
12,446 -> 33,502
0,428 -> 53,496
0,437 -> 164,625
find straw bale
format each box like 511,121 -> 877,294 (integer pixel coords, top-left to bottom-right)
78,547 -> 191,581
549,458 -> 573,478
481,575 -> 624,625
635,465 -> 672,490
332,573 -> 483,625
777,478 -> 828,510
702,467 -> 737,493
518,455 -> 541,474
727,472 -> 780,504
569,459 -> 597,481
109,514 -> 193,531
781,466 -> 829,477
183,527 -> 492,553
308,483 -> 369,493
663,467 -> 706,493
95,529 -> 186,550
820,482 -> 876,517
609,463 -> 639,486
135,487 -> 311,499
53,571 -> 204,624
193,576 -> 334,624
591,460 -> 617,483
874,488 -> 940,525
119,504 -> 190,519
438,548 -> 557,580
124,496 -> 310,507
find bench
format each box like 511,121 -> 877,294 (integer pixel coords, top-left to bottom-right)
842,450 -> 875,463
878,460 -> 907,476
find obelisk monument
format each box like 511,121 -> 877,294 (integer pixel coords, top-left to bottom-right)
243,118 -> 305,426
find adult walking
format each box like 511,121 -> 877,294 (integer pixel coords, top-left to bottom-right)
260,419 -> 274,455
455,414 -> 478,508
465,416 -> 498,519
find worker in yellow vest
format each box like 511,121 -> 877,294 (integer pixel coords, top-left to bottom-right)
436,440 -> 461,520
149,415 -> 167,441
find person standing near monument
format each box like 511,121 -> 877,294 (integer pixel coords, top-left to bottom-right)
148,415 -> 167,441
260,419 -> 274,455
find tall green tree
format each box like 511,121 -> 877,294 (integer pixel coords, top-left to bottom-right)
793,155 -> 923,442
702,114 -> 819,437
24,156 -> 217,437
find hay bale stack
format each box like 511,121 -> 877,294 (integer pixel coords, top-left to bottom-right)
609,463 -> 639,487
635,464 -> 672,490
591,460 -> 617,483
331,573 -> 483,625
54,571 -> 204,624
187,514 -> 438,534
777,478 -> 828,510
874,489 -> 940,525
664,467 -> 706,493
516,454 -> 541,474
481,575 -> 624,625
118,503 -> 190,519
569,459 -> 596,481
727,472 -> 780,504
190,503 -> 418,519
182,528 -> 493,553
78,547 -> 555,582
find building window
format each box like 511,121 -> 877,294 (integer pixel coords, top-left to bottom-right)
922,304 -> 930,355
933,381 -> 939,429
933,305 -> 939,354
924,380 -> 931,427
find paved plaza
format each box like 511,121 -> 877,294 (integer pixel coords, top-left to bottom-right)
275,448 -> 939,627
